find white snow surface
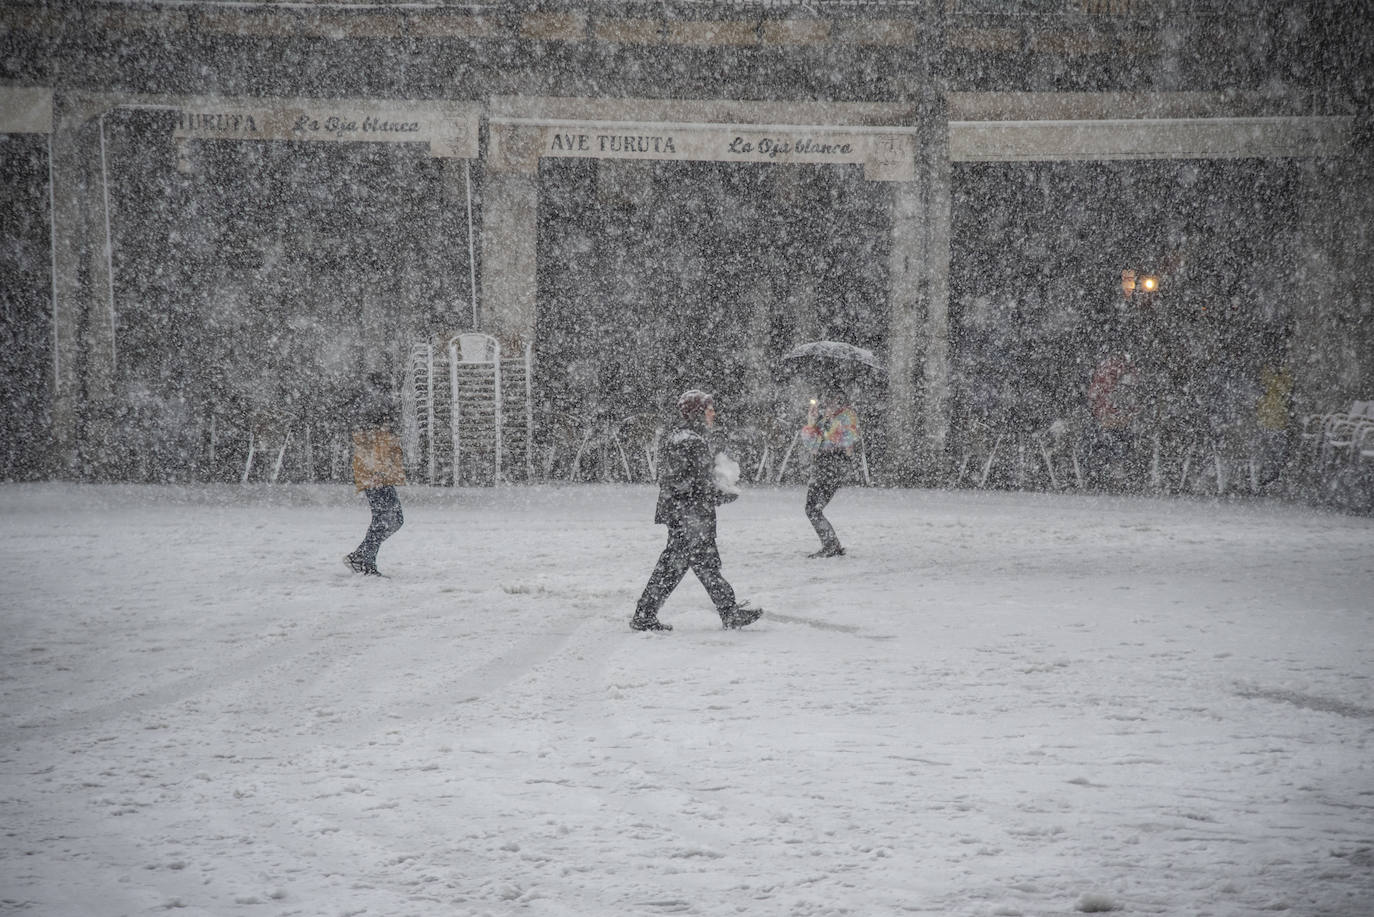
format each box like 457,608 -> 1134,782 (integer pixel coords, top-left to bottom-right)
2,482 -> 1372,917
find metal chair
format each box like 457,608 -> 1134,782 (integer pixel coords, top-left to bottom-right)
615,413 -> 664,482
242,411 -> 292,484
1321,416 -> 1372,468
568,412 -> 631,482
1355,423 -> 1374,466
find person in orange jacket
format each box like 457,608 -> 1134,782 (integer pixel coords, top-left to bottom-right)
344,371 -> 406,576
800,387 -> 860,558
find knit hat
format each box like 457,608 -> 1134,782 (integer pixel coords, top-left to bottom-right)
677,389 -> 713,419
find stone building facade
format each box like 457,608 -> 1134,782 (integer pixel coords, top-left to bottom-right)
0,1 -> 1368,485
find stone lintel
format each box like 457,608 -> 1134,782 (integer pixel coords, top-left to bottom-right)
0,5 -> 924,49
666,20 -> 760,47
198,7 -> 506,39
487,96 -> 919,130
833,19 -> 923,46
1028,31 -> 1117,55
950,115 -> 1354,162
592,18 -> 663,44
949,27 -> 1021,52
84,8 -> 189,34
300,13 -> 405,41
407,15 -> 508,40
521,12 -> 588,42
947,91 -> 1322,121
196,10 -> 296,38
762,20 -> 831,45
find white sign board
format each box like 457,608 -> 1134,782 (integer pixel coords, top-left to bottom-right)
173,98 -> 481,157
496,119 -> 916,181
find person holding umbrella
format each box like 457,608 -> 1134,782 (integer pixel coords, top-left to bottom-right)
782,341 -> 877,559
800,386 -> 860,558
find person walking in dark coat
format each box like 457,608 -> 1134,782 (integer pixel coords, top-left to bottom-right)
801,387 -> 860,558
630,390 -> 763,632
344,371 -> 405,576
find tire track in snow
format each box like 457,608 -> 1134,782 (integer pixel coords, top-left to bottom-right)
1,574 -> 412,742
1234,682 -> 1374,720
291,624 -> 583,750
2,629 -> 323,742
765,610 -> 896,640
229,616 -> 618,915
3,599 -> 581,747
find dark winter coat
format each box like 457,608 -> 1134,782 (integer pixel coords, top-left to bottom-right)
352,375 -> 398,434
653,421 -> 736,533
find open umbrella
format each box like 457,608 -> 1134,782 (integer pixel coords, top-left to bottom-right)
781,340 -> 883,386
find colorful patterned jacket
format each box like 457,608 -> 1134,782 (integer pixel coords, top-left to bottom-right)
802,405 -> 861,456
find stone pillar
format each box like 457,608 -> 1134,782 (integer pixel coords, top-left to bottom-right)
774,167 -> 820,342
1291,149 -> 1374,412
1288,160 -> 1336,413
438,156 -> 480,333
49,93 -> 117,478
920,114 -> 953,479
885,181 -> 922,481
886,113 -> 952,485
481,124 -> 541,349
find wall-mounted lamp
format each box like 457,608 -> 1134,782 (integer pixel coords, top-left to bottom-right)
1121,269 -> 1160,300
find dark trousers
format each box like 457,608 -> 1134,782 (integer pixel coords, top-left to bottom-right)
355,485 -> 403,563
635,519 -> 736,620
805,455 -> 846,551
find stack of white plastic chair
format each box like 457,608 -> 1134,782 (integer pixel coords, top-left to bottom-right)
448,333 -> 502,485
408,343 -> 438,485
499,342 -> 534,482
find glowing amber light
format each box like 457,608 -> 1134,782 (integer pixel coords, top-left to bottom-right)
1141,275 -> 1159,292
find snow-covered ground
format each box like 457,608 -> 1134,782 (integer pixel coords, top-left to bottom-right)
2,482 -> 1371,917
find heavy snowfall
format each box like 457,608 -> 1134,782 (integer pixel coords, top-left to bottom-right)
2,4 -> 1372,916
2,481 -> 1371,916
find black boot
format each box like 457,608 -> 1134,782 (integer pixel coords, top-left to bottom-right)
631,614 -> 673,632
345,553 -> 382,576
720,602 -> 762,630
